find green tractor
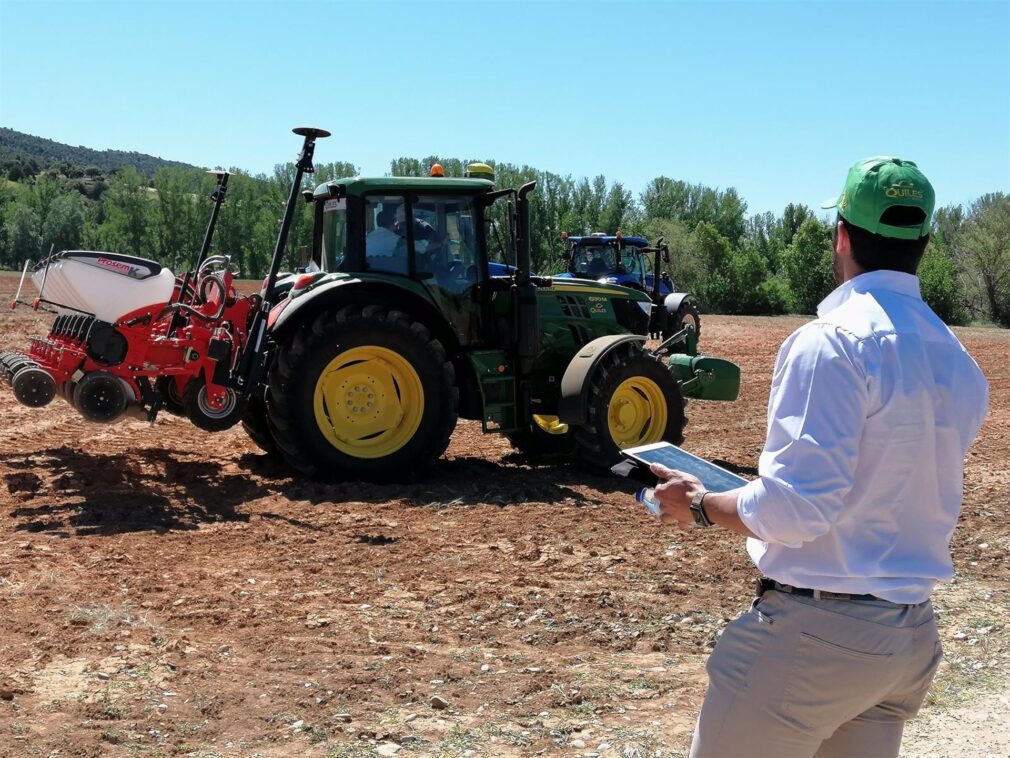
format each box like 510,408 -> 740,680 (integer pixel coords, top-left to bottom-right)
242,129 -> 740,478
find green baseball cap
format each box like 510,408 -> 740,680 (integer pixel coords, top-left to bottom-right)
822,156 -> 935,240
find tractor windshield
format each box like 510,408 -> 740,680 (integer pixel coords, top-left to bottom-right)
321,198 -> 347,271
571,244 -> 645,279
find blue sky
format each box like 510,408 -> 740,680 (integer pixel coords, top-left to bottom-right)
1,0 -> 1007,216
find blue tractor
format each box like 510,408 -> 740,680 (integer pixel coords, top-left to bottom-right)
557,232 -> 701,344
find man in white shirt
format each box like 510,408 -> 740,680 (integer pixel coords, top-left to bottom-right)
650,157 -> 989,758
365,206 -> 402,257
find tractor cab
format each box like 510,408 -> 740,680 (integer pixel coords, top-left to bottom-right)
290,175 -> 518,349
558,231 -> 699,343
558,233 -> 671,294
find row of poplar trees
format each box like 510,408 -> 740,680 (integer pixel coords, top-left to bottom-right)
1,156 -> 1007,325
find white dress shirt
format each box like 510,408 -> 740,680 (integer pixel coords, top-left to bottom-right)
365,226 -> 402,257
737,270 -> 989,604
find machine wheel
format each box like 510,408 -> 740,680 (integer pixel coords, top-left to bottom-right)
266,304 -> 458,479
156,377 -> 186,416
506,415 -> 575,457
664,300 -> 701,343
184,377 -> 245,432
573,343 -> 685,472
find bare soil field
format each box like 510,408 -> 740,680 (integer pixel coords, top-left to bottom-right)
0,271 -> 1007,757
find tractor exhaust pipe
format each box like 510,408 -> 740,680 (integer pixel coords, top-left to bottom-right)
514,181 -> 540,376
0,351 -> 57,408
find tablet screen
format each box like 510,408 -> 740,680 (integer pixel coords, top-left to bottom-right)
623,442 -> 749,493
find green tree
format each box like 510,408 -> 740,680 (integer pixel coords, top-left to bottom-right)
690,221 -> 733,311
781,218 -> 835,314
2,203 -> 42,265
725,244 -> 775,315
954,193 -> 1010,325
98,167 -> 152,256
641,178 -> 747,245
917,239 -> 968,325
152,167 -> 209,269
41,193 -> 89,254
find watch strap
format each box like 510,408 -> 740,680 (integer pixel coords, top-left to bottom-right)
690,490 -> 713,527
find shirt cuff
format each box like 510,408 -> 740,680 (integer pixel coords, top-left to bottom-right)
736,477 -> 804,548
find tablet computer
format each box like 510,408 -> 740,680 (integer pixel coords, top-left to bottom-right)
621,442 -> 749,493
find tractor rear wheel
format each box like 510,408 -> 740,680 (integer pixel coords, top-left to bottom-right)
573,343 -> 685,472
664,300 -> 701,342
241,390 -> 277,455
266,304 -> 458,479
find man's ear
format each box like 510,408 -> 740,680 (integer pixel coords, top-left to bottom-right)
835,221 -> 851,256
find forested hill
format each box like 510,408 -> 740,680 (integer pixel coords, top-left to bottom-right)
0,127 -> 199,177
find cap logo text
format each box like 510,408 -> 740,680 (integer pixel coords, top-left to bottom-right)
885,180 -> 924,200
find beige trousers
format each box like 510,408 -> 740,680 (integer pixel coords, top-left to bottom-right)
689,588 -> 942,758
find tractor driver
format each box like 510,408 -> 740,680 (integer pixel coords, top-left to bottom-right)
394,204 -> 440,254
586,247 -> 611,278
365,205 -> 401,257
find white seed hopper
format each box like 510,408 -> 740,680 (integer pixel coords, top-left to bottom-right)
32,251 -> 176,323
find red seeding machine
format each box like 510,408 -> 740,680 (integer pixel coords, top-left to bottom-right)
1,128 -> 331,431
1,170 -> 256,428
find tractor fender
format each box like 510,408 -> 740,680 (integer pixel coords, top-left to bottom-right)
557,334 -> 647,426
663,292 -> 693,315
270,278 -> 448,346
269,276 -> 363,335
266,277 -> 485,418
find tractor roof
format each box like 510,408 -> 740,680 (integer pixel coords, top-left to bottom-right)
313,176 -> 495,199
568,235 -> 650,247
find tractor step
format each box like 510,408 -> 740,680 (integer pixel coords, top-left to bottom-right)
466,350 -> 519,433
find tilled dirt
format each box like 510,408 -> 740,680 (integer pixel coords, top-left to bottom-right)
0,273 -> 1007,757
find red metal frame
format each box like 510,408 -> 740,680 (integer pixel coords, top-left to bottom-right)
24,269 -> 253,413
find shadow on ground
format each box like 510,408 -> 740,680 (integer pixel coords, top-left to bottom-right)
2,444 -> 632,537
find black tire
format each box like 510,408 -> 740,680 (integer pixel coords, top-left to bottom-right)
664,300 -> 701,342
573,343 -> 686,472
184,377 -> 246,432
266,304 -> 458,480
156,376 -> 186,416
506,418 -> 575,457
241,389 -> 278,455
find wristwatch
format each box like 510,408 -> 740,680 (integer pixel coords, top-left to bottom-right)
690,490 -> 713,527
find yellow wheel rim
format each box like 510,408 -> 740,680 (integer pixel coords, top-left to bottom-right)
313,345 -> 424,459
607,376 -> 668,448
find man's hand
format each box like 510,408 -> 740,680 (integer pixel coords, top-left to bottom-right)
648,464 -> 758,538
650,463 -> 705,525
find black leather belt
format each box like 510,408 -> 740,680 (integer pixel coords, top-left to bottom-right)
757,577 -> 885,603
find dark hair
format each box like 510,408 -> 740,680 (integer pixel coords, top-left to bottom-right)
377,207 -> 396,228
837,213 -> 929,275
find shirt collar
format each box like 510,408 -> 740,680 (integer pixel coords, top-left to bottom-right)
817,270 -> 922,317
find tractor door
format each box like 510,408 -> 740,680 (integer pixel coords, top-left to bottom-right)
409,194 -> 486,346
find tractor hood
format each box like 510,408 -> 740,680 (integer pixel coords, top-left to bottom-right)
547,276 -> 651,303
